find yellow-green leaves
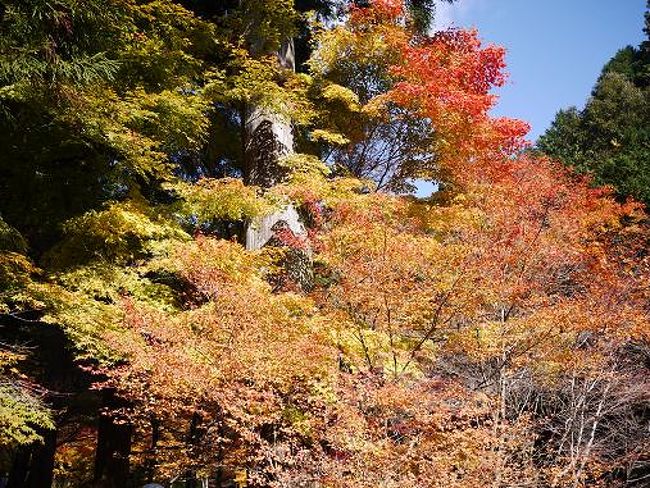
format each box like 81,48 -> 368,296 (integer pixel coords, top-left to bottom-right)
0,382 -> 54,448
279,154 -> 331,181
310,129 -> 350,146
0,345 -> 54,448
49,198 -> 188,268
320,83 -> 361,112
207,54 -> 316,126
124,87 -> 211,153
171,178 -> 278,223
227,0 -> 299,54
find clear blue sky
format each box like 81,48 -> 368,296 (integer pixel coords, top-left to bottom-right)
435,0 -> 647,141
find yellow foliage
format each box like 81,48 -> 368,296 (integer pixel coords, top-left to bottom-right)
170,178 -> 279,222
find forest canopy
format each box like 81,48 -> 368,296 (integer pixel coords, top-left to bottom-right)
0,1 -> 648,487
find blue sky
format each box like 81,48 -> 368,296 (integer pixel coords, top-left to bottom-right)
435,0 -> 648,141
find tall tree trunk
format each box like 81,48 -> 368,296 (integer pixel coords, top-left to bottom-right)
243,37 -> 314,290
184,413 -> 199,488
245,38 -> 313,290
144,415 -> 160,483
244,38 -> 309,252
7,445 -> 31,488
25,429 -> 57,488
7,429 -> 57,488
243,38 -> 296,190
94,392 -> 133,488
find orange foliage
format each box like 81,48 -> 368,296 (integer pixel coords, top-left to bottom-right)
349,0 -> 404,25
347,1 -> 531,182
89,2 -> 648,486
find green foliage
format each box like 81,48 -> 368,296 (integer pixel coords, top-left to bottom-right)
171,178 -> 279,223
0,381 -> 54,448
407,0 -> 453,33
225,0 -> 299,54
0,217 -> 45,314
538,19 -> 650,206
56,264 -> 177,311
0,0 -> 124,88
0,0 -> 216,252
280,153 -> 332,181
207,53 -> 316,127
0,217 -> 27,254
0,253 -> 41,314
47,198 -> 188,268
0,346 -> 54,448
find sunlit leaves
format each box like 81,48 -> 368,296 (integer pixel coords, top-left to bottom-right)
0,1 -> 647,486
49,199 -> 188,267
171,178 -> 278,223
0,381 -> 55,448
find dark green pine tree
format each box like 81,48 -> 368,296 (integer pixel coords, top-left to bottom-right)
537,2 -> 650,206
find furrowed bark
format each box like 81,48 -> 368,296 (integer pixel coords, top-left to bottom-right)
243,37 -> 313,290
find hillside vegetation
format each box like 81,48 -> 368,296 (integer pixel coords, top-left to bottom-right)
0,1 -> 648,487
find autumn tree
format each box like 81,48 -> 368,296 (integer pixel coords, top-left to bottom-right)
0,0 -> 217,485
0,1 -> 648,487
